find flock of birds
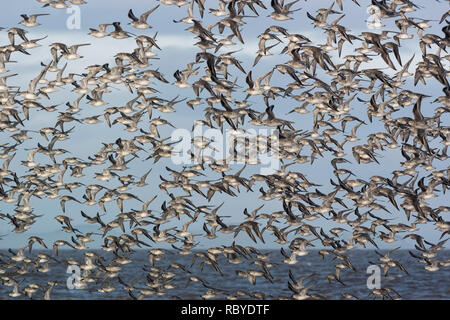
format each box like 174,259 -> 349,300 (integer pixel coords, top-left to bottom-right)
0,0 -> 449,300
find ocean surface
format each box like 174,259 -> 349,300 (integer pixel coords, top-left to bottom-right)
0,249 -> 449,300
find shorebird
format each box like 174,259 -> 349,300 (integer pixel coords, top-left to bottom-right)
269,0 -> 302,21
128,6 -> 160,29
0,0 -> 447,302
110,22 -> 135,39
19,14 -> 49,27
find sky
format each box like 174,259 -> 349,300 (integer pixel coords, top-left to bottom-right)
0,0 -> 449,250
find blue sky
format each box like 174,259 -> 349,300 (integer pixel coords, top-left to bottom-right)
0,0 -> 449,249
